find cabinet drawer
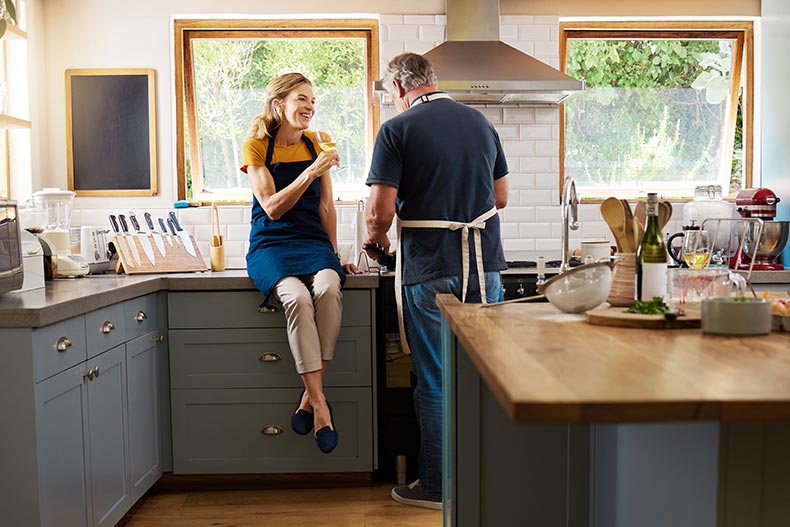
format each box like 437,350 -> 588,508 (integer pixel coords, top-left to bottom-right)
33,316 -> 87,382
169,327 -> 371,389
124,294 -> 158,341
85,303 -> 126,359
170,387 -> 372,474
167,290 -> 371,329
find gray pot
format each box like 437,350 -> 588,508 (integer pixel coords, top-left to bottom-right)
701,297 -> 772,336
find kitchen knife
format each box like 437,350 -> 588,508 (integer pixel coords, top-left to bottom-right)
168,211 -> 197,257
166,217 -> 181,245
118,214 -> 142,267
145,212 -> 166,257
158,217 -> 174,247
129,212 -> 156,266
108,214 -> 135,268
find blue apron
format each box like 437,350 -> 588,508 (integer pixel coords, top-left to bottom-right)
246,134 -> 345,305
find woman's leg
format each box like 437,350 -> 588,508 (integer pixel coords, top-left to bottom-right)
311,269 -> 343,361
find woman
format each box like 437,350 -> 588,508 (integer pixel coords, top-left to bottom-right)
241,72 -> 359,454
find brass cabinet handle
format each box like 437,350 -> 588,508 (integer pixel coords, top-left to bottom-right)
259,352 -> 282,363
93,367 -> 100,378
157,335 -> 165,343
82,369 -> 94,381
135,310 -> 147,323
257,304 -> 281,314
261,425 -> 283,436
101,321 -> 115,334
56,337 -> 72,352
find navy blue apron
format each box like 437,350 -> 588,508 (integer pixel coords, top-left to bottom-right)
246,134 -> 345,305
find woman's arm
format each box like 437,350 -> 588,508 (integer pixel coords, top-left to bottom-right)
247,149 -> 339,221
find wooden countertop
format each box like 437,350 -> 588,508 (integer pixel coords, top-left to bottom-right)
436,294 -> 790,425
0,270 -> 378,328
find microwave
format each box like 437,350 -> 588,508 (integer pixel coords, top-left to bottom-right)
0,200 -> 24,295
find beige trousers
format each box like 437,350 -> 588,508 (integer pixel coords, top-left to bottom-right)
274,269 -> 343,374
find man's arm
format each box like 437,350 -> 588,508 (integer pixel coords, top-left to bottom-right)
365,183 -> 398,253
494,176 -> 508,210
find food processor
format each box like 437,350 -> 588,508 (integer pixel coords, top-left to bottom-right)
31,188 -> 89,277
734,187 -> 788,270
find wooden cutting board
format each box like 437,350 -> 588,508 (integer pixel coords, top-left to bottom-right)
585,306 -> 701,329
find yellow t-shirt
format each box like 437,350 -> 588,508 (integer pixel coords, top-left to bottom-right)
240,130 -> 321,173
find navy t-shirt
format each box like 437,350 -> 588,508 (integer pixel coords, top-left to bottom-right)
366,94 -> 508,285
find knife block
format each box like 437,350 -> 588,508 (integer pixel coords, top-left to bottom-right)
110,234 -> 207,274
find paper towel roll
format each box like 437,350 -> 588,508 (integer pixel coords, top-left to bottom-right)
351,202 -> 366,266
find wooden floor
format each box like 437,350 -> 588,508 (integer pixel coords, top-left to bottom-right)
121,483 -> 441,527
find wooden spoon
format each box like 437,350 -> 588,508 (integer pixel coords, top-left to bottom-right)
620,199 -> 635,252
634,200 -> 646,247
601,197 -> 628,252
659,200 -> 673,232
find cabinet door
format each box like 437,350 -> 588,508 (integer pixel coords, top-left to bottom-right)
126,331 -> 162,503
86,345 -> 131,527
35,363 -> 91,527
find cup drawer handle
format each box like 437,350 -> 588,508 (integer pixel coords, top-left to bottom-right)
101,321 -> 115,334
261,425 -> 283,436
259,352 -> 282,363
135,310 -> 147,323
257,304 -> 281,314
56,337 -> 72,352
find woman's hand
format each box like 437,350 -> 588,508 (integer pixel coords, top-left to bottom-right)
343,263 -> 363,275
309,149 -> 341,179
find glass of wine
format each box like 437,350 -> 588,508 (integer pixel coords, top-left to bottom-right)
312,122 -> 347,173
682,229 -> 711,269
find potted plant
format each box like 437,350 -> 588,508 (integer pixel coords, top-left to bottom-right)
0,0 -> 18,39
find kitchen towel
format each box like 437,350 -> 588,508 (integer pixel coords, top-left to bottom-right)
352,200 -> 365,267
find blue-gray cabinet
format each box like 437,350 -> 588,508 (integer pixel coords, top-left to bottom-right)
167,289 -> 377,474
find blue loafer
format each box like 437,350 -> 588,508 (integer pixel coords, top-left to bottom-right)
291,389 -> 313,435
315,403 -> 339,454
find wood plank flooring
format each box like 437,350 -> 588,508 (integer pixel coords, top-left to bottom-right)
121,483 -> 441,527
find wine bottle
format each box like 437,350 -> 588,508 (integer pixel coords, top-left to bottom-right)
636,193 -> 668,301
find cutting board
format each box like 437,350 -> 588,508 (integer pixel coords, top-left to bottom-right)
585,306 -> 701,329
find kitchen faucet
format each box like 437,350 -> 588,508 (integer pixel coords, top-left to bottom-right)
560,176 -> 579,274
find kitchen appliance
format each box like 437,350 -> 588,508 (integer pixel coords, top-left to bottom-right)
735,188 -> 781,219
79,226 -> 112,274
14,230 -> 45,293
374,0 -> 584,104
733,188 -> 787,270
31,188 -> 89,277
0,200 -> 24,295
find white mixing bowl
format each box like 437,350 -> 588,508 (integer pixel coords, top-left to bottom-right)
538,261 -> 614,314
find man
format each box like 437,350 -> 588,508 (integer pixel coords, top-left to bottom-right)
364,52 -> 509,510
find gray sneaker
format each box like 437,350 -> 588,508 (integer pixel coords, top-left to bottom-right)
391,479 -> 442,510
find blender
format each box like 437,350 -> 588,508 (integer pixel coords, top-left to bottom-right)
32,188 -> 89,277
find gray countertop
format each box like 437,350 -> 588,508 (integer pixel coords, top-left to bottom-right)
0,270 -> 379,328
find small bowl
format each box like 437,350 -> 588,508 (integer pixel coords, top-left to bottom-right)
701,297 -> 772,336
538,261 -> 614,314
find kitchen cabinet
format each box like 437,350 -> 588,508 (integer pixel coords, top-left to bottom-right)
0,293 -> 166,527
168,289 -> 376,474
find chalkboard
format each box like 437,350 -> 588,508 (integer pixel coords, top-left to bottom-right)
66,69 -> 157,196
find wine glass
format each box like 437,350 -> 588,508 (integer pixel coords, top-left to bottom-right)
682,229 -> 711,269
311,120 -> 347,173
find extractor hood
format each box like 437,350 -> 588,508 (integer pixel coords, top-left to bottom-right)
376,0 -> 584,105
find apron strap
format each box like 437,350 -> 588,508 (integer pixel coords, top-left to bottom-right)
395,206 -> 498,355
265,133 -> 319,169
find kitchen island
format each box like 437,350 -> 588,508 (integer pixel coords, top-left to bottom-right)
437,295 -> 790,527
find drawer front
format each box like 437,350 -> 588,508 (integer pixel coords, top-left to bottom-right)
33,316 -> 87,382
85,303 -> 126,359
171,387 -> 372,474
124,294 -> 159,341
169,327 -> 371,389
167,290 -> 371,329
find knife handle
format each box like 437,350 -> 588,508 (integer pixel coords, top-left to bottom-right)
109,215 -> 121,234
168,211 -> 182,231
118,214 -> 130,233
129,213 -> 142,233
158,217 -> 168,234
166,217 -> 178,236
144,212 -> 156,231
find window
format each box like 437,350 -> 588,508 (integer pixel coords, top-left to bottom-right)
560,22 -> 753,200
174,19 -> 380,203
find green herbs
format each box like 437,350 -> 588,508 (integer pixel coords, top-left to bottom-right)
625,297 -> 670,315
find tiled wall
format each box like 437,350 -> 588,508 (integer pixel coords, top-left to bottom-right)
73,14 -> 681,270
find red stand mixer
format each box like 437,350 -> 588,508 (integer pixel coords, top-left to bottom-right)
733,188 -> 789,270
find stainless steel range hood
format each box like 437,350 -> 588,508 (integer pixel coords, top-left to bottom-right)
376,0 -> 584,105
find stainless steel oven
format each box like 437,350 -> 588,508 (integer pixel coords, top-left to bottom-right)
0,200 -> 24,295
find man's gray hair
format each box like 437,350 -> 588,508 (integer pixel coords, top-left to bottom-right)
383,52 -> 438,92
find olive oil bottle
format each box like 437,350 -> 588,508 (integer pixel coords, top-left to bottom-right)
636,193 -> 668,301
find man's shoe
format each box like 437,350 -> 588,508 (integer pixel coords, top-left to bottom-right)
291,389 -> 313,435
391,480 -> 442,510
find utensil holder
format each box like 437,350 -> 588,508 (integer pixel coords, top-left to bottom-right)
210,203 -> 225,272
607,252 -> 636,307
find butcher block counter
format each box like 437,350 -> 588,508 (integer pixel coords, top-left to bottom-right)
436,295 -> 790,527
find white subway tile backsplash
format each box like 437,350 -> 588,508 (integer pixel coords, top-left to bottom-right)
477,107 -> 503,124
518,24 -> 550,42
227,224 -> 251,242
503,206 -> 535,222
504,41 -> 535,56
503,108 -> 535,124
535,140 -> 559,156
534,173 -> 558,189
388,24 -> 420,41
404,15 -> 438,25
404,40 -> 437,54
535,206 -> 560,222
535,238 -> 561,252
534,41 -> 560,59
502,140 -> 535,157
534,108 -> 559,123
380,41 -> 405,63
177,208 -> 210,225
380,15 -> 404,26
420,24 -> 445,42
503,238 -> 536,252
494,124 -> 519,141
533,15 -> 560,25
519,157 -> 553,173
499,24 -> 518,40
500,15 -> 533,25
217,206 -> 244,225
519,222 -> 552,239
222,240 -> 246,259
506,173 -> 536,190
519,189 -> 553,206
519,125 -> 552,140
227,257 -> 247,270
499,223 -> 520,239
582,222 -> 610,240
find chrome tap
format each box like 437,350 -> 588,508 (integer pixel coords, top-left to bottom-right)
560,176 -> 579,274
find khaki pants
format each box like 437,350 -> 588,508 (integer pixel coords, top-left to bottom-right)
274,269 -> 342,374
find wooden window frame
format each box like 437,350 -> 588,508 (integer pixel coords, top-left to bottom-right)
173,19 -> 380,203
559,21 -> 754,200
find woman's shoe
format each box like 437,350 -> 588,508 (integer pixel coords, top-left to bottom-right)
291,389 -> 313,435
315,403 -> 339,454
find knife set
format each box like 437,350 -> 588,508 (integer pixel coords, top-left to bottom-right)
107,212 -> 207,274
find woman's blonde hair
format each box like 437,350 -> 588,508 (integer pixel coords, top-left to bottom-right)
248,72 -> 312,140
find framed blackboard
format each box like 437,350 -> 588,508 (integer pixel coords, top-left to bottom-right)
66,69 -> 157,196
